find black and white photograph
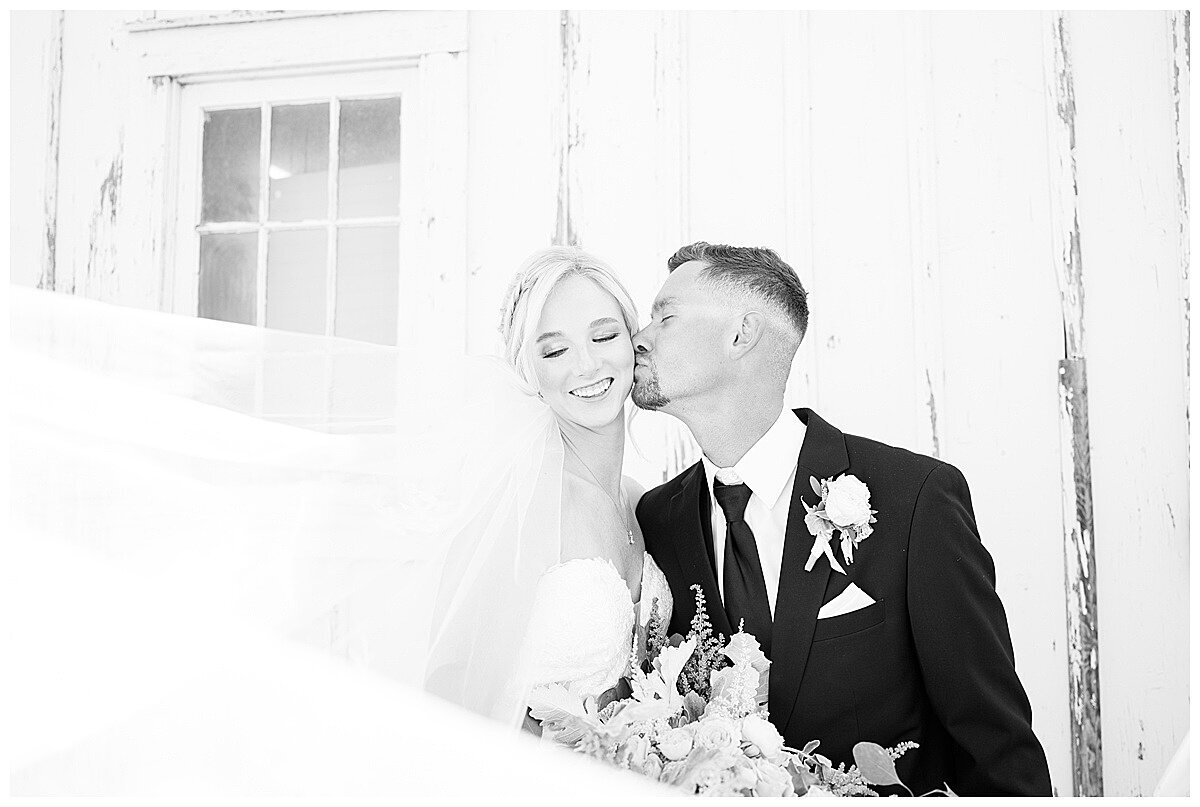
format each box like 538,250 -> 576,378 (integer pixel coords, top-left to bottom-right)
8,8 -> 1190,798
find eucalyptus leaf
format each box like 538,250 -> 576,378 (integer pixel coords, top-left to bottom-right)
852,741 -> 903,786
810,476 -> 823,497
683,690 -> 706,722
786,758 -> 812,796
802,739 -> 820,755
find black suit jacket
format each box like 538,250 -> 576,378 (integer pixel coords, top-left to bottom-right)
636,409 -> 1053,796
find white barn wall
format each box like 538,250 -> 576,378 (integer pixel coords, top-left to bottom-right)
464,11 -> 560,357
802,12 -> 922,450
53,10 -> 130,303
9,11 -> 60,290
927,12 -> 1074,794
8,10 -> 1187,797
1070,12 -> 1190,796
555,11 -> 691,484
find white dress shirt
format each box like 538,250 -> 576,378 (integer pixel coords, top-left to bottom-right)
701,408 -> 806,617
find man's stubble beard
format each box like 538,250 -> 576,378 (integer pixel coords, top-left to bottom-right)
631,372 -> 670,411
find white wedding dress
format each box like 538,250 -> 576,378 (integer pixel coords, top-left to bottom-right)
524,552 -> 673,702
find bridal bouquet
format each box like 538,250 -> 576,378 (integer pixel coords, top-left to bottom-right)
529,585 -> 920,797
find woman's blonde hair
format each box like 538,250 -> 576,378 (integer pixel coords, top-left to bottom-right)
498,246 -> 639,392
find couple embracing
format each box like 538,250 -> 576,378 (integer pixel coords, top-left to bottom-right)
425,242 -> 1053,796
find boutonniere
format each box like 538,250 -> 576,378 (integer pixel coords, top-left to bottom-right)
802,474 -> 877,574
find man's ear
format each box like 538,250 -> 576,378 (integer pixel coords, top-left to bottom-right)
730,311 -> 768,356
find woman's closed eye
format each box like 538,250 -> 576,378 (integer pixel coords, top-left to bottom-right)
542,333 -> 621,358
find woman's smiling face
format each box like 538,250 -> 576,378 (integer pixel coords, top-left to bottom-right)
531,273 -> 634,430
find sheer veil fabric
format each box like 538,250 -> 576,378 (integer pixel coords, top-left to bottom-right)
10,287 -> 589,791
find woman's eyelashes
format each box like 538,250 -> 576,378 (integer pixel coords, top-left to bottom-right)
540,333 -> 622,360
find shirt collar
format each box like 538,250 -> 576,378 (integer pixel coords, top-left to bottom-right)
701,408 -> 807,509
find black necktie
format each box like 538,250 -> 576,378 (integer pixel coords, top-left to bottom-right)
713,479 -> 773,657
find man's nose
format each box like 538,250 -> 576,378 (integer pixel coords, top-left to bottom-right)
632,325 -> 650,354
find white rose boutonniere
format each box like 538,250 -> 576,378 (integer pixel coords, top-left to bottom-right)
802,474 -> 877,573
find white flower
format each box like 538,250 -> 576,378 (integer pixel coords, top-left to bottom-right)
659,727 -> 694,761
805,510 -> 832,540
823,474 -> 872,527
731,760 -> 758,792
695,716 -> 741,751
751,757 -> 794,797
619,734 -> 650,770
740,714 -> 785,762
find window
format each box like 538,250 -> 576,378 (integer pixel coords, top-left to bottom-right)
176,70 -> 416,346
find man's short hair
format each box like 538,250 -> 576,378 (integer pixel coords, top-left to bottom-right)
668,242 -> 809,341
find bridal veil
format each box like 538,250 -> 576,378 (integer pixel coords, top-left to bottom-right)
10,286 -> 605,792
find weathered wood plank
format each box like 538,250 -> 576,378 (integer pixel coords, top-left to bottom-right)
411,51 -> 470,353
1044,13 -> 1103,795
928,12 -> 1072,793
1170,11 -> 1190,421
648,11 -> 701,482
8,12 -> 61,291
900,14 -> 945,460
781,11 -> 817,416
1068,10 -> 1190,795
553,10 -> 580,248
800,12 -> 917,445
52,10 -> 132,300
683,11 -> 789,249
41,12 -> 65,291
462,12 -> 559,355
129,11 -> 468,79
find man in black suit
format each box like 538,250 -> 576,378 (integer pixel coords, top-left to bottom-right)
631,242 -> 1052,796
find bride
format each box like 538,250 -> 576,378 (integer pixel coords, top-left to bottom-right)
424,246 -> 672,729
11,244 -> 673,789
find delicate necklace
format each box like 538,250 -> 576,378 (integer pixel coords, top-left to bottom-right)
572,451 -> 635,546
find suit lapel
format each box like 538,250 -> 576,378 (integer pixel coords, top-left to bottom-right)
769,408 -> 851,731
669,461 -> 734,639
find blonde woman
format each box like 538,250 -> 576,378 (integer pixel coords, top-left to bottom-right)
423,247 -> 672,730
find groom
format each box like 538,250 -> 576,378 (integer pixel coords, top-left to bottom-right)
632,242 -> 1052,796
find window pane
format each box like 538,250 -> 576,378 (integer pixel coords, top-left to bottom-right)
201,108 -> 260,223
266,229 -> 327,336
336,226 -> 398,345
338,98 -> 401,219
199,232 -> 258,325
269,103 -> 329,222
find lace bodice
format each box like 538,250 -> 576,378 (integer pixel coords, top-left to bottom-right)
524,551 -> 673,702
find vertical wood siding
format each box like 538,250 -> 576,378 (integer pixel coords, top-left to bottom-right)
1044,13 -> 1104,795
1069,11 -> 1190,796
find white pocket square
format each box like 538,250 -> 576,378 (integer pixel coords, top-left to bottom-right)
817,582 -> 876,619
